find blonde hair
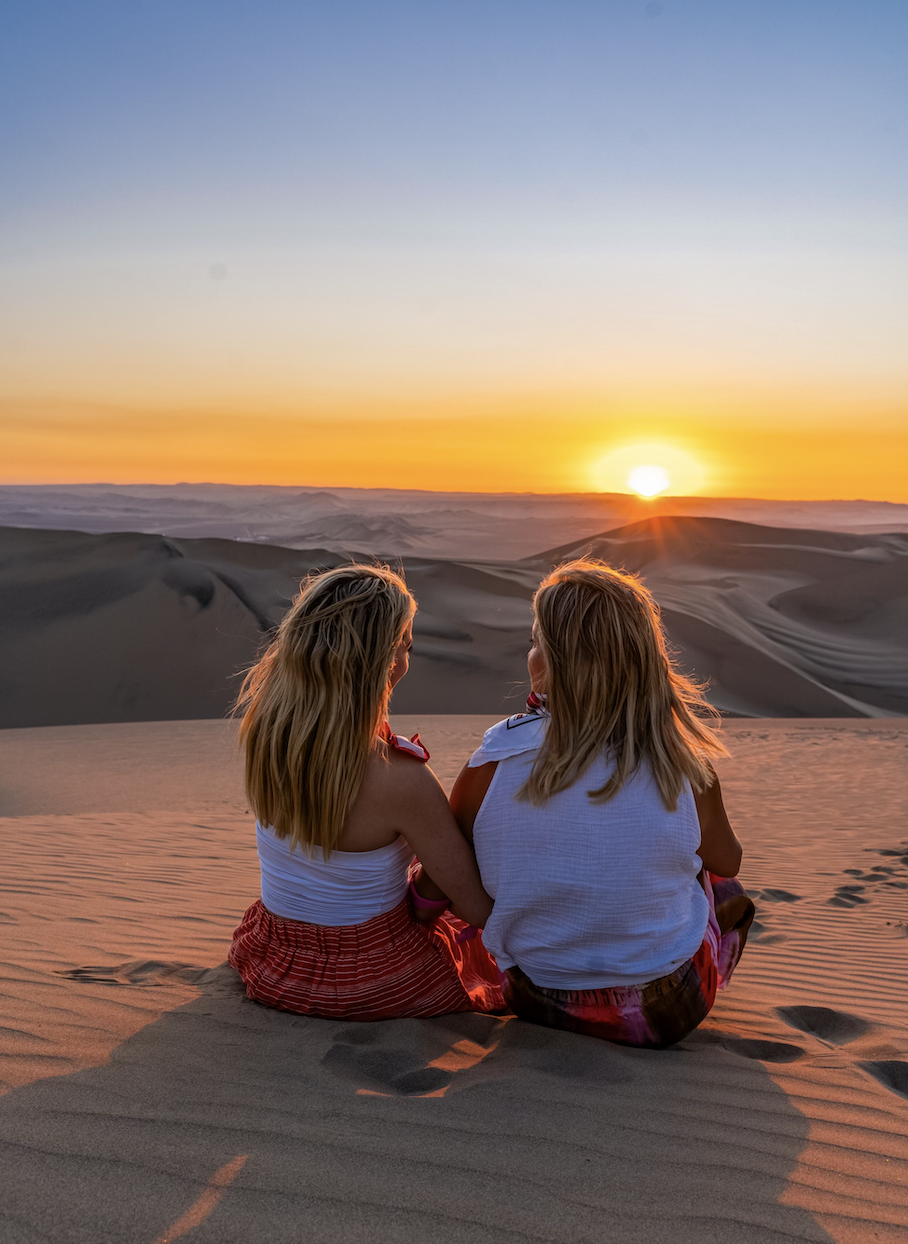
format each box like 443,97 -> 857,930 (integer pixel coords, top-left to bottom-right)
237,564 -> 416,857
522,558 -> 725,810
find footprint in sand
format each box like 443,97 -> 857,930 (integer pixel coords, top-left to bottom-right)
776,1005 -> 873,1044
719,1037 -> 806,1063
830,844 -> 908,906
828,884 -> 869,907
746,889 -> 801,944
323,1014 -> 503,1098
59,960 -> 245,996
746,918 -> 787,945
872,844 -> 908,864
843,867 -> 908,888
859,1061 -> 908,1100
777,1005 -> 908,1101
323,1040 -> 453,1096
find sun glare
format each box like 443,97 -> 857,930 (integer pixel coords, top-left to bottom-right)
627,464 -> 670,498
591,442 -> 706,497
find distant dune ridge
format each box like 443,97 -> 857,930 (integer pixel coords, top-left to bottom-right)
1,482 -> 907,560
539,518 -> 908,718
1,503 -> 906,726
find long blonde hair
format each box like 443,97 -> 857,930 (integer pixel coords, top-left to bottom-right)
237,564 -> 416,856
522,558 -> 725,810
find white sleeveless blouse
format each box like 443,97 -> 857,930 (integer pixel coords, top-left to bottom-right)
469,712 -> 708,989
256,825 -> 413,926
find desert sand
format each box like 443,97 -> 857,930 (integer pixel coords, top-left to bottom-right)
3,482 -> 908,560
1,716 -> 907,1243
2,514 -> 906,726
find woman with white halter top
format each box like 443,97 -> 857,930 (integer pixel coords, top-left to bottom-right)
450,559 -> 754,1048
229,564 -> 503,1019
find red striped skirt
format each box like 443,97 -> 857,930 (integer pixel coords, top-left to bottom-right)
228,897 -> 505,1020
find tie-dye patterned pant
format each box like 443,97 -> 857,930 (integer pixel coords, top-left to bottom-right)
502,874 -> 754,1048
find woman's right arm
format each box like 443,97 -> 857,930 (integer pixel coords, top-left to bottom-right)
449,761 -> 498,842
394,760 -> 494,928
693,769 -> 743,877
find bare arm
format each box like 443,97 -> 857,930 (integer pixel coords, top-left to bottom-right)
396,762 -> 494,928
694,769 -> 742,877
449,760 -> 498,842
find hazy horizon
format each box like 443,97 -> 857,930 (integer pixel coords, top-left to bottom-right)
4,479 -> 908,504
2,1 -> 906,500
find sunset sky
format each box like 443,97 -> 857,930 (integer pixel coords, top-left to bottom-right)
1,1 -> 906,498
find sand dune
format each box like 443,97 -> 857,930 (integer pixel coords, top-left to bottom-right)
0,718 -> 906,1242
2,482 -> 908,560
0,525 -> 535,725
539,516 -> 908,717
1,515 -> 906,726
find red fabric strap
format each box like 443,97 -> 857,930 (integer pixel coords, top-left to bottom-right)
378,721 -> 430,762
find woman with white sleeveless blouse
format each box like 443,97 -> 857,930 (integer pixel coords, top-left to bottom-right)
450,559 -> 754,1047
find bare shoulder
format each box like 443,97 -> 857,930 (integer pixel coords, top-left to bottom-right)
365,741 -> 446,805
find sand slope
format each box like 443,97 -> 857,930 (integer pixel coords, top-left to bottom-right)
2,482 -> 908,560
0,525 -> 540,725
0,718 -> 906,1243
2,516 -> 907,725
538,516 -> 908,717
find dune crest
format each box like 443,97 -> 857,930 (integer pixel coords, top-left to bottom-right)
2,482 -> 907,559
1,514 -> 906,726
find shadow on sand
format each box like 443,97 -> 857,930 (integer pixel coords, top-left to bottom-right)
0,965 -> 833,1244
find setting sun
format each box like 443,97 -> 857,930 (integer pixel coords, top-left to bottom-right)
592,442 -> 707,497
626,464 -> 671,498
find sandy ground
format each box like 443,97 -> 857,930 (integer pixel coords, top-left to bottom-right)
0,717 -> 907,1243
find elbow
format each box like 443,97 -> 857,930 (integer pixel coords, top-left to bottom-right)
729,839 -> 743,877
472,896 -> 495,929
715,844 -> 743,879
451,894 -> 493,929
700,841 -> 743,880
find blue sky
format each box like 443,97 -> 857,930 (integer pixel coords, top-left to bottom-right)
4,1 -> 906,237
1,1 -> 906,494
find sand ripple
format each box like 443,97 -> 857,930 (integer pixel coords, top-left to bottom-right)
0,719 -> 906,1241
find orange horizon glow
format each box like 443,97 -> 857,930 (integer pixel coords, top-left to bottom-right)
1,393 -> 905,502
4,5 -> 906,510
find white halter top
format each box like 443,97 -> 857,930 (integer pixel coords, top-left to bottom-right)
254,726 -> 428,926
469,710 -> 708,989
251,726 -> 427,925
257,825 -> 413,926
